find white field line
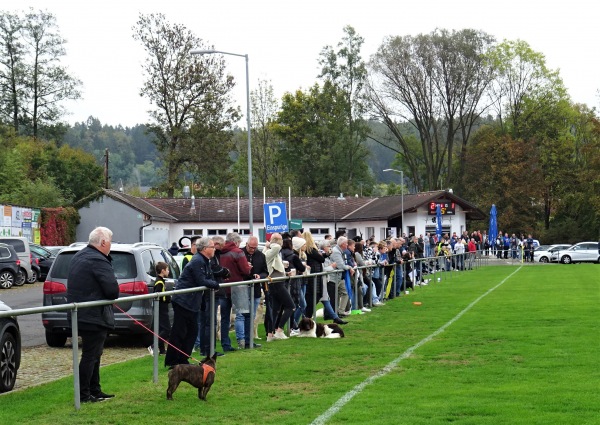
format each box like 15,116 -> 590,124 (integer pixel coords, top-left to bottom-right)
310,266 -> 523,425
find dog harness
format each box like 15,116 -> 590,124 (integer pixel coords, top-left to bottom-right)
202,363 -> 215,384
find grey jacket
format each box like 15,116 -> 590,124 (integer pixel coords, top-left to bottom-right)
329,245 -> 351,282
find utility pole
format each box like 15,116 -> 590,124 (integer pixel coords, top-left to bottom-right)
104,148 -> 109,189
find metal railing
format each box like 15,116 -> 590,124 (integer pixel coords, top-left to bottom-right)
0,250 -> 496,409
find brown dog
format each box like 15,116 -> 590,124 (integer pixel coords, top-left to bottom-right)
166,354 -> 217,401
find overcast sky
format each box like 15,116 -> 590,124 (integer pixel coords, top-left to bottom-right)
13,0 -> 600,127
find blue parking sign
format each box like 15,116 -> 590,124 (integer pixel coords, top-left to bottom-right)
264,202 -> 288,234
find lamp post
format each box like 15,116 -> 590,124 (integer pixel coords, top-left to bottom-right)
383,169 -> 404,237
190,49 -> 253,235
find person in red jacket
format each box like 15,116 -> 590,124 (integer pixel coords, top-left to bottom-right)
219,233 -> 255,349
467,238 -> 477,270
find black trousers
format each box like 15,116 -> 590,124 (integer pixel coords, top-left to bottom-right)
270,281 -> 295,330
165,302 -> 197,367
158,302 -> 171,352
79,328 -> 108,398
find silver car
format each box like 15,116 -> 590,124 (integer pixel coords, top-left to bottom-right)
559,242 -> 600,264
533,244 -> 572,263
42,242 -> 180,347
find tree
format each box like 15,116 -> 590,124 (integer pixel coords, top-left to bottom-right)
318,26 -> 373,193
367,29 -> 495,191
133,13 -> 239,197
22,9 -> 82,137
275,82 -> 372,195
486,39 -> 566,138
0,132 -> 102,206
0,9 -> 81,137
461,126 -> 544,233
0,12 -> 26,131
244,79 -> 284,195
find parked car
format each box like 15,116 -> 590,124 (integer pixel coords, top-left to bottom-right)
0,299 -> 21,392
29,243 -> 56,281
0,244 -> 23,289
44,246 -> 68,256
0,237 -> 35,286
533,244 -> 572,263
42,242 -> 180,347
559,242 -> 600,264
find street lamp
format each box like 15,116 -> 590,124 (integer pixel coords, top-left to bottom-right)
190,49 -> 253,235
383,169 -> 404,237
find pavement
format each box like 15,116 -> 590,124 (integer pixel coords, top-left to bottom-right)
10,340 -> 148,393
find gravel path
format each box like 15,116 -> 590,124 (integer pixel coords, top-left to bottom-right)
13,339 -> 149,392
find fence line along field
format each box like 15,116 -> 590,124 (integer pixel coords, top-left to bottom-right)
1,264 -> 598,424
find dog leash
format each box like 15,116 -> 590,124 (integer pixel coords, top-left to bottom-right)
113,304 -> 200,363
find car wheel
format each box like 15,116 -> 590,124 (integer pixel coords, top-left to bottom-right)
13,269 -> 26,287
539,257 -> 549,263
0,331 -> 18,392
45,330 -> 68,348
561,255 -> 572,264
26,269 -> 39,284
0,271 -> 15,289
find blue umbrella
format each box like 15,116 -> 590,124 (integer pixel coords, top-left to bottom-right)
489,204 -> 498,247
435,204 -> 443,239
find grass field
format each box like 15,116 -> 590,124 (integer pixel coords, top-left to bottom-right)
2,264 -> 599,424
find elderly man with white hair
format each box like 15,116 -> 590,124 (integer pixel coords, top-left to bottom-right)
328,236 -> 354,317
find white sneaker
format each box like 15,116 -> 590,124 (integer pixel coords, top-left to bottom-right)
273,330 -> 288,340
290,329 -> 300,337
267,335 -> 275,342
373,301 -> 385,306
361,307 -> 371,312
147,346 -> 153,356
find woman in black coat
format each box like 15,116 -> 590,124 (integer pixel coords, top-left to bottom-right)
303,231 -> 325,318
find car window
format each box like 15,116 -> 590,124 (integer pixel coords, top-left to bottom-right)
30,244 -> 52,258
141,250 -> 155,277
0,239 -> 25,253
49,252 -> 76,279
151,248 -> 180,279
111,253 -> 137,279
0,246 -> 10,259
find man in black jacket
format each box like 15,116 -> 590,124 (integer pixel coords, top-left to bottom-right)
242,236 -> 269,345
67,226 -> 119,403
165,237 -> 220,367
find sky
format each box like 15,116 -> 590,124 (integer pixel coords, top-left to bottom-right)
10,0 -> 600,127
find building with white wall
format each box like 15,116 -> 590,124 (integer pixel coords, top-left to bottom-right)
76,189 -> 485,247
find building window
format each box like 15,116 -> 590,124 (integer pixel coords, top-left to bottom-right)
233,229 -> 251,236
183,229 -> 203,236
366,227 -> 375,239
207,229 -> 227,236
308,228 -> 329,235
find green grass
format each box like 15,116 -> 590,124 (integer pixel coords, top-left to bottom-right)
2,264 -> 599,424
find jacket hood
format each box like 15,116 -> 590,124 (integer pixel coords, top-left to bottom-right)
220,240 -> 239,254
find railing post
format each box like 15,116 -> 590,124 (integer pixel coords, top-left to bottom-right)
71,308 -> 80,410
152,298 -> 159,383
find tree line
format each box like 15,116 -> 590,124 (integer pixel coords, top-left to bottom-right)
0,10 -> 598,241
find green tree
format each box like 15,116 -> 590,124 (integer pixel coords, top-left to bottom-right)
462,126 -> 544,233
0,12 -> 26,131
275,82 -> 372,196
487,39 -> 566,138
319,25 -> 373,194
133,13 -> 239,197
21,9 -> 82,137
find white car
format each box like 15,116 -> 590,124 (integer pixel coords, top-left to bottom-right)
558,242 -> 600,264
533,244 -> 572,263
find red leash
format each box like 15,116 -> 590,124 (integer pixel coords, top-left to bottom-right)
113,304 -> 200,363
